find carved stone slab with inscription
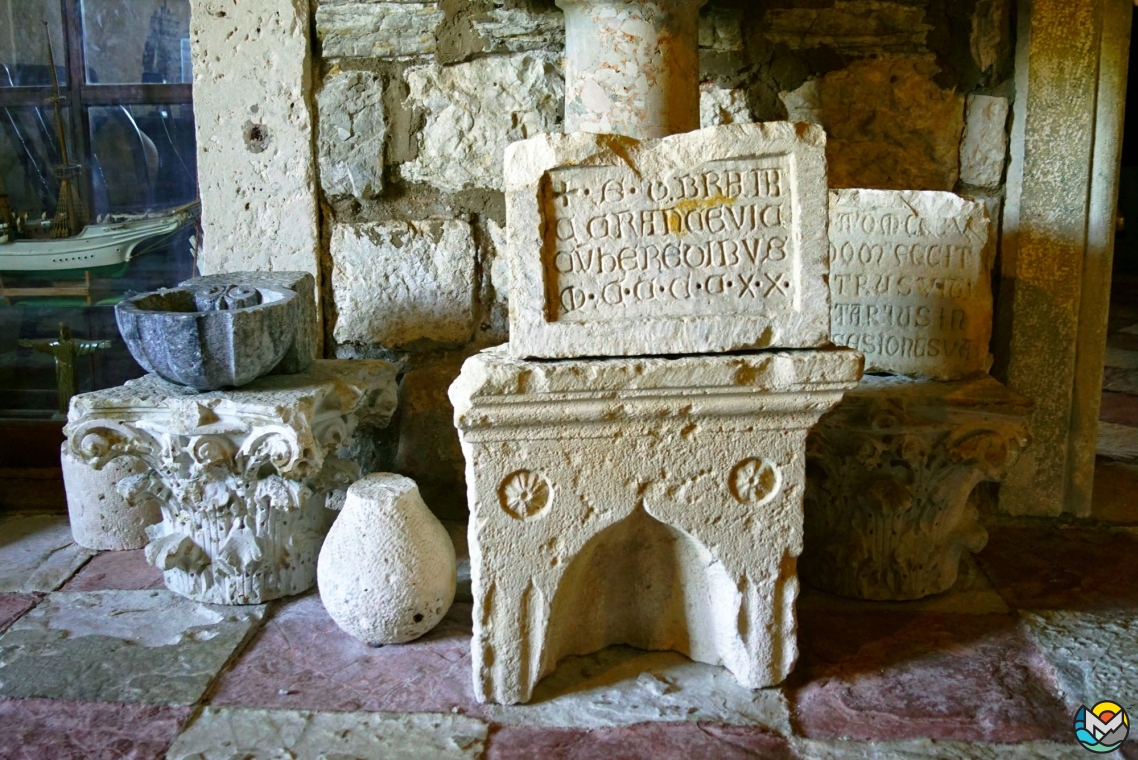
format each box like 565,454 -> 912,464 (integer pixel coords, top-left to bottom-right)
829,189 -> 995,380
504,123 -> 831,359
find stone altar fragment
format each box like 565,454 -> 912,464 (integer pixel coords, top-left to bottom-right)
505,124 -> 831,359
450,346 -> 862,704
829,190 -> 995,380
802,375 -> 1031,600
64,360 -> 398,605
60,444 -> 157,551
318,473 -> 456,645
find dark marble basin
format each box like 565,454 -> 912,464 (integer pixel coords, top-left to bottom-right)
116,272 -> 316,391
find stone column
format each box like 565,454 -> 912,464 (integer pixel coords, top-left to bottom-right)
801,376 -> 1031,601
64,361 -> 398,605
556,0 -> 707,139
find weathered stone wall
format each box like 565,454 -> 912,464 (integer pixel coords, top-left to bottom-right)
312,0 -> 1016,520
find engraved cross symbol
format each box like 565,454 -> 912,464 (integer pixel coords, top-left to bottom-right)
763,273 -> 793,298
553,180 -> 586,207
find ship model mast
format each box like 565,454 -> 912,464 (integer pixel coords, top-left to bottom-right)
44,23 -> 85,239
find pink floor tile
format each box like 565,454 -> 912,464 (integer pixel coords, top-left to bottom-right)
976,526 -> 1138,611
788,611 -> 1070,742
0,698 -> 190,760
60,551 -> 164,592
0,594 -> 37,633
209,592 -> 478,713
484,723 -> 794,760
1100,391 -> 1138,427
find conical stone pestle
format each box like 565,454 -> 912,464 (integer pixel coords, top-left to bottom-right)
318,473 -> 457,645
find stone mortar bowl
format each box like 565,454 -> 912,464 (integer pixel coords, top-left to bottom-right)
116,281 -> 298,391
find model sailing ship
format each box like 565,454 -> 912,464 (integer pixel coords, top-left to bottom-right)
0,27 -> 198,278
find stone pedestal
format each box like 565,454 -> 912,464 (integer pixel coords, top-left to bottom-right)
64,360 -> 399,605
556,0 -> 706,139
801,375 -> 1031,601
450,346 -> 862,704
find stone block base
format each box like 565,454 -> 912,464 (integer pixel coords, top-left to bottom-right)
64,361 -> 399,605
449,346 -> 862,704
802,375 -> 1031,601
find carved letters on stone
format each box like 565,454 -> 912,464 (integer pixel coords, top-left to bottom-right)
828,189 -> 995,380
505,124 -> 831,359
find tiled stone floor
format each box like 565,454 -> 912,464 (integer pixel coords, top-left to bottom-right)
0,510 -> 1136,759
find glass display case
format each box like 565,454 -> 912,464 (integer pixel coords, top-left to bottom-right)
0,0 -> 198,423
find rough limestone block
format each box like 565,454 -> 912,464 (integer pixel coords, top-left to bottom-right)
330,220 -> 477,348
393,360 -> 469,521
505,124 -> 831,359
0,590 -> 264,704
401,55 -> 564,193
61,444 -> 156,551
469,5 -> 565,56
0,514 -> 96,593
764,2 -> 932,56
780,58 -> 964,191
167,707 -> 488,760
64,361 -> 399,605
317,70 -> 386,200
450,346 -> 863,704
190,0 -> 319,275
316,1 -> 443,59
802,375 -> 1032,601
700,84 -> 752,128
960,94 -> 1009,189
829,189 -> 996,380
319,474 -> 456,645
557,0 -> 706,139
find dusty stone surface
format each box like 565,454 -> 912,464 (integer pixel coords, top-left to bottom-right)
401,54 -> 563,193
1020,610 -> 1138,712
971,0 -> 1013,75
443,3 -> 565,60
504,125 -> 832,359
208,593 -> 791,730
699,5 -> 743,52
61,447 -> 154,551
0,514 -> 95,593
804,376 -> 1031,600
65,361 -> 399,604
316,1 -> 443,60
829,190 -> 995,379
558,0 -> 705,139
798,555 -> 1010,616
394,360 -> 469,522
319,474 -> 456,645
781,58 -> 964,191
794,740 -> 1092,759
451,346 -> 861,704
60,550 -> 165,592
0,698 -> 191,760
167,706 -> 488,760
975,526 -> 1138,612
191,0 -> 319,276
330,220 -> 477,349
764,2 -> 932,56
486,723 -> 793,760
0,590 -> 264,704
789,611 -> 1071,742
317,69 -> 386,201
960,95 -> 1009,189
0,594 -> 37,634
700,84 -> 751,128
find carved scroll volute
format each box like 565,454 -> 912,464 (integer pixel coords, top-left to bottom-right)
66,419 -> 158,470
947,421 -> 1031,481
237,425 -> 307,479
